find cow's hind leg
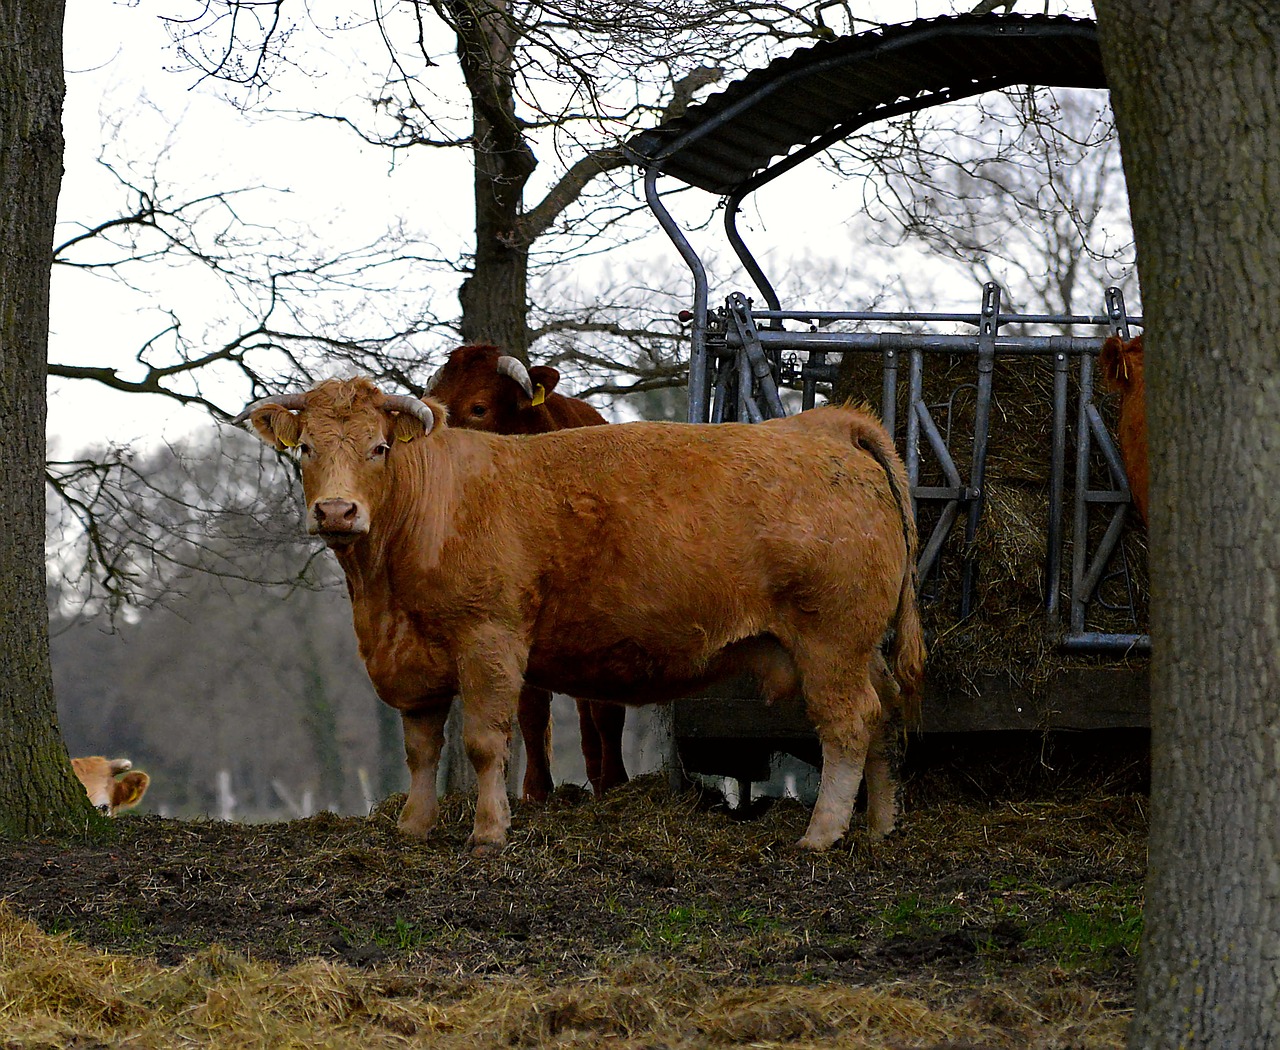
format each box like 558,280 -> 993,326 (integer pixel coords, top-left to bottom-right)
581,700 -> 628,797
797,659 -> 881,851
518,685 -> 555,804
863,652 -> 903,840
398,704 -> 449,839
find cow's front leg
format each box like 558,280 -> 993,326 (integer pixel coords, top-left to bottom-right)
459,634 -> 525,853
398,704 -> 449,838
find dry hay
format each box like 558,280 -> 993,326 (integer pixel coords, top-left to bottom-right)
0,901 -> 1130,1049
832,347 -> 1149,695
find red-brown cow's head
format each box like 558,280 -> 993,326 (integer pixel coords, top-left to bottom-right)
71,756 -> 150,816
234,378 -> 440,548
1099,332 -> 1145,398
422,344 -> 563,434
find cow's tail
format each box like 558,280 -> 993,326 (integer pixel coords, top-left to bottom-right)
849,410 -> 926,728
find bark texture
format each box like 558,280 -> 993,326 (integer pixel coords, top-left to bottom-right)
1093,4 -> 1280,1046
450,0 -> 537,357
0,0 -> 90,835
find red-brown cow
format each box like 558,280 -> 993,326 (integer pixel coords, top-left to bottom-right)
1098,333 -> 1148,524
236,378 -> 925,852
423,343 -> 625,804
71,756 -> 150,816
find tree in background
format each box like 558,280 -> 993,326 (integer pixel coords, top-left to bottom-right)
49,434 -> 403,816
162,0 -> 859,362
0,0 -> 94,835
1091,2 -> 1280,1045
848,87 -> 1134,316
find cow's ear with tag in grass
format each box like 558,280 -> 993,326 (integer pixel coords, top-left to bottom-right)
249,405 -> 303,451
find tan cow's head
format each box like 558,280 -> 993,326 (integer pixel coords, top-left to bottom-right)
234,378 -> 440,548
71,757 -> 150,816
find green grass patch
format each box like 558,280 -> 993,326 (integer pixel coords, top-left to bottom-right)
1026,902 -> 1143,968
875,895 -> 965,937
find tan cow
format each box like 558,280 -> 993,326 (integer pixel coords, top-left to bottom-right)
423,344 -> 626,804
235,378 -> 924,852
71,757 -> 150,815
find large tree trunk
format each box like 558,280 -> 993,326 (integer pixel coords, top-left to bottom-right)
0,0 -> 92,836
1094,4 -> 1280,1045
450,0 -> 536,359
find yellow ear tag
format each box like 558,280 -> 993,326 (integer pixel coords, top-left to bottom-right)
280,436 -> 299,449
397,431 -> 414,442
532,384 -> 546,407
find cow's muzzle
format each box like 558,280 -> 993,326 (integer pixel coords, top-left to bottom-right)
312,499 -> 367,547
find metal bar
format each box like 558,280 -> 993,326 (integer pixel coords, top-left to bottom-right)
737,341 -> 757,422
644,167 -> 711,423
727,293 -> 787,419
1106,286 -> 1135,341
803,349 -> 825,410
916,500 -> 960,581
1087,403 -> 1132,501
1076,506 -> 1130,604
1060,632 -> 1151,654
960,283 -> 1000,618
748,308 -> 1142,327
1070,352 -> 1096,635
724,188 -> 783,321
727,330 -> 1110,355
916,401 -> 965,489
905,348 -> 924,498
1046,347 -> 1070,624
881,349 -> 899,435
711,355 -> 733,424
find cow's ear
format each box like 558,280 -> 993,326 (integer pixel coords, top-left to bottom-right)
1098,336 -> 1132,392
528,366 -> 560,406
249,405 -> 303,451
113,771 -> 150,811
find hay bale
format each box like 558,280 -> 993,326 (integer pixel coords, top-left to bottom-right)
832,347 -> 1149,696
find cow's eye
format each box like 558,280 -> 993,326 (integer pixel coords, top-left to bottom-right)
470,404 -> 488,417
298,443 -> 312,457
372,442 -> 391,458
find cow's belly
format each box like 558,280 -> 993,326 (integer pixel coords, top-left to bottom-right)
522,628 -> 794,707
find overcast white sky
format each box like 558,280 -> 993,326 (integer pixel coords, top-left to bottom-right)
49,1 -> 1108,453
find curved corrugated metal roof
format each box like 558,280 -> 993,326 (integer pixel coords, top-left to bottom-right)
626,13 -> 1105,194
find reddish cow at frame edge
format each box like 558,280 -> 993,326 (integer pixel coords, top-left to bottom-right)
422,343 -> 626,804
1098,333 -> 1149,525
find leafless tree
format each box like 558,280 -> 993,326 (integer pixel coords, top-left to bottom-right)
155,1 -> 878,361
837,86 -> 1135,315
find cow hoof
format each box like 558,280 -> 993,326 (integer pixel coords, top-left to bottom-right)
465,836 -> 506,857
796,830 -> 843,851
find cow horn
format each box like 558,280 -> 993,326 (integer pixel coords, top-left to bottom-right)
421,366 -> 443,395
495,355 -> 535,399
230,392 -> 308,427
382,394 -> 436,436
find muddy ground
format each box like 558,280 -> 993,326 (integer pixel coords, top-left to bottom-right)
0,731 -> 1148,1044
